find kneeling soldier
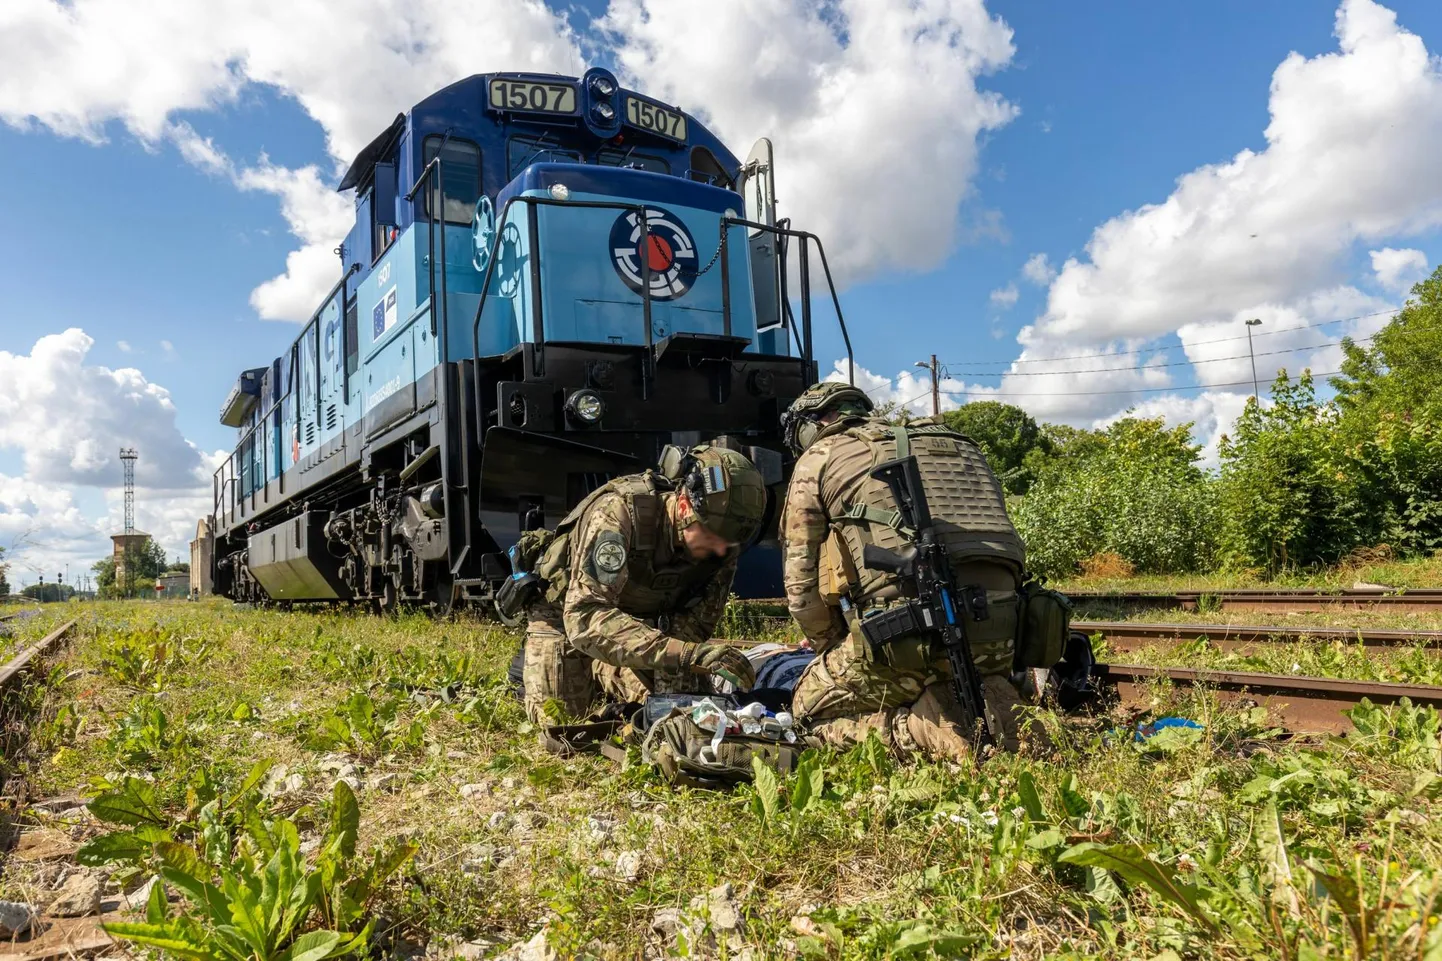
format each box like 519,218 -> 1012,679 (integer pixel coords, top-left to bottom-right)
778,383 -> 1039,761
522,446 -> 768,723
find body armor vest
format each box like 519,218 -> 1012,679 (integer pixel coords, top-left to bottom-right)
820,419 -> 1026,605
537,472 -> 722,614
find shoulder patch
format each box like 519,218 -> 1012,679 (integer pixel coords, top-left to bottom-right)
588,530 -> 628,584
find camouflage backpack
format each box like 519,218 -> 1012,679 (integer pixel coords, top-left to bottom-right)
641,706 -> 804,789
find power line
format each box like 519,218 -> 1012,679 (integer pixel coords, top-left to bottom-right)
939,308 -> 1397,368
933,370 -> 1343,400
963,334 -> 1365,377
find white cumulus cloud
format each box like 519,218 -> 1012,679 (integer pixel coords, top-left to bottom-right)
1370,246 -> 1430,291
1021,253 -> 1055,285
1033,0 -> 1442,345
600,0 -> 1018,285
990,284 -> 1019,308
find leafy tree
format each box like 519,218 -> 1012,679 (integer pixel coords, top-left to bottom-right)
21,582 -> 73,602
1218,371 -> 1372,574
1014,416 -> 1218,577
942,402 -> 1047,495
1333,264 -> 1442,424
0,545 -> 8,597
93,557 -> 116,593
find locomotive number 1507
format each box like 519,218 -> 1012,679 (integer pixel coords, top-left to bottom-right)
488,79 -> 576,114
625,97 -> 687,141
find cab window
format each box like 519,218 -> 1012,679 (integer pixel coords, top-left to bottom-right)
688,147 -> 732,189
423,137 -> 482,225
507,136 -> 582,177
597,147 -> 670,174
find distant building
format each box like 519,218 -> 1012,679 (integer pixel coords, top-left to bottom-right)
190,517 -> 214,596
110,531 -> 151,592
156,572 -> 190,599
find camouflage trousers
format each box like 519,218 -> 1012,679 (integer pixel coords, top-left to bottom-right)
522,603 -> 693,723
791,634 -> 1032,761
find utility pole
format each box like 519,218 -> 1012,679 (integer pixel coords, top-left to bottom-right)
914,354 -> 941,417
1245,319 -> 1262,400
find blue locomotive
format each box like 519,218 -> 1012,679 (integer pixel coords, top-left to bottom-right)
210,67 -> 852,612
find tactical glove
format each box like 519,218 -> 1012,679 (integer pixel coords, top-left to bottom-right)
681,642 -> 756,690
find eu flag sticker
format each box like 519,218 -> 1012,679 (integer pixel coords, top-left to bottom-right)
372,299 -> 385,338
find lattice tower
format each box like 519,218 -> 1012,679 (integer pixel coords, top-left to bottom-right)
120,448 -> 138,596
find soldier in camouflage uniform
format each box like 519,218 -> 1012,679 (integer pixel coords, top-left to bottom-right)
778,382 -> 1035,761
522,446 -> 768,723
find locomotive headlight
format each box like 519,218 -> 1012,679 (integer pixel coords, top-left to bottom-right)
566,389 -> 605,424
591,76 -> 616,97
549,183 -> 570,201
593,102 -> 616,122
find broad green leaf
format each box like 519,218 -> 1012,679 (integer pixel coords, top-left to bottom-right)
237,758 -> 274,797
328,780 -> 360,859
750,757 -> 780,828
282,930 -> 343,961
1058,842 -> 1216,932
89,778 -> 167,827
146,878 -> 168,924
101,921 -> 212,959
1256,801 -> 1300,918
1085,865 -> 1123,905
1024,828 -> 1066,851
160,866 -> 231,924
156,841 -> 207,882
77,829 -> 158,867
789,753 -> 824,817
1057,772 -> 1090,819
1016,770 -> 1045,822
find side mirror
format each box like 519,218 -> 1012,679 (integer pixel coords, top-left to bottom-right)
472,196 -> 496,271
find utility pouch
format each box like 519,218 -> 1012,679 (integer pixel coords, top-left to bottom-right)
1015,578 -> 1072,669
641,709 -> 802,789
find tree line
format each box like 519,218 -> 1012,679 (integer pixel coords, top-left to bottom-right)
931,266 -> 1442,580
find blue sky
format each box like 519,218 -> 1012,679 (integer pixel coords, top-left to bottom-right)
1,0 -> 1441,581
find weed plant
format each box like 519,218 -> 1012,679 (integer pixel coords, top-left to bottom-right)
8,601 -> 1442,959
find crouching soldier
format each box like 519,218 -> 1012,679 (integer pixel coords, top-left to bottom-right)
520,446 -> 769,724
778,383 -> 1049,761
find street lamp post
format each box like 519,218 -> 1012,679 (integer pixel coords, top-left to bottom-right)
913,355 -> 941,417
1245,318 -> 1263,400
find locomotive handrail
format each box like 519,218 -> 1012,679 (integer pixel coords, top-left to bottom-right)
467,195 -> 658,399
405,157 -> 448,355
718,216 -> 854,386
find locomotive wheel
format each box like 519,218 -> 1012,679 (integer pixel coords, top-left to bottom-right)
429,572 -> 457,617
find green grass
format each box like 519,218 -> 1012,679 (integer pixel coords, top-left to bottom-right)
6,600 -> 1442,959
1054,551 -> 1442,594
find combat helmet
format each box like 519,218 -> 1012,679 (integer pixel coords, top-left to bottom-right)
658,445 -> 769,545
780,381 -> 874,454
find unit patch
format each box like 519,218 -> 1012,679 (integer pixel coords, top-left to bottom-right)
588,531 -> 628,584
609,206 -> 698,301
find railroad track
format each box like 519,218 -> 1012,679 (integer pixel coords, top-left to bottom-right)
1067,588 -> 1442,613
1076,620 -> 1442,652
1096,662 -> 1442,734
0,619 -> 77,690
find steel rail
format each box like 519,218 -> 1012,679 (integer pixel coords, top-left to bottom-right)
0,619 -> 77,689
1068,589 -> 1442,613
1077,620 -> 1442,653
1096,661 -> 1442,734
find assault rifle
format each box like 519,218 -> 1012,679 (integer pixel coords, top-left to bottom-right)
854,455 -> 991,747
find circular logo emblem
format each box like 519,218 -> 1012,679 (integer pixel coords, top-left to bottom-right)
609,207 -> 698,301
594,539 -> 627,573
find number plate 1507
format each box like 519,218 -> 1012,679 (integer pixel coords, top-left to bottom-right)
625,97 -> 687,141
489,79 -> 576,114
